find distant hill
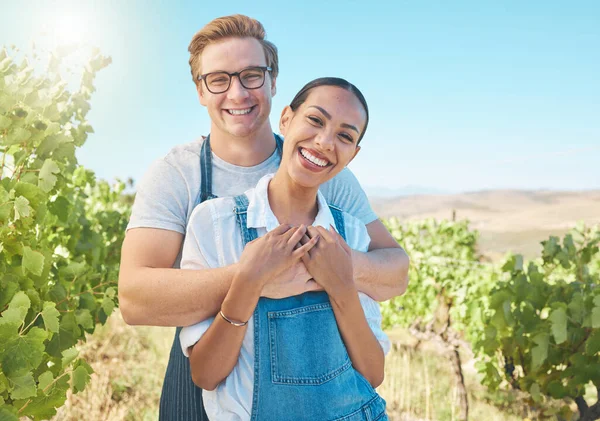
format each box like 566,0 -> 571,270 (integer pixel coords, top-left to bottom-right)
371,189 -> 600,260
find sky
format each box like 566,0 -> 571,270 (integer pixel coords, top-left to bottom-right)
1,0 -> 599,194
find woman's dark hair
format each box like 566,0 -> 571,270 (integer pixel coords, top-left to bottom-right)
289,77 -> 369,144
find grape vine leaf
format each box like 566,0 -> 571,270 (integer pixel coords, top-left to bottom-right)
0,407 -> 19,421
13,196 -> 30,220
7,371 -> 36,400
41,302 -> 60,333
61,347 -> 79,369
549,308 -> 568,344
38,159 -> 60,193
74,309 -> 93,330
71,365 -> 90,393
1,327 -> 47,377
586,330 -> 600,356
22,246 -> 44,276
2,291 -> 31,325
532,333 -> 549,369
37,371 -> 54,394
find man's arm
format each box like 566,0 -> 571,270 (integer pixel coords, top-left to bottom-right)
352,219 -> 410,302
118,228 -> 237,326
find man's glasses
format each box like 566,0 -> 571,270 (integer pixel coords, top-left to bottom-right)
197,66 -> 272,94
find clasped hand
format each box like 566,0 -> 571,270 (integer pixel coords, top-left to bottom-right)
237,224 -> 354,298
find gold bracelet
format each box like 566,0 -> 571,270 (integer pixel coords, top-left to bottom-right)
219,310 -> 248,327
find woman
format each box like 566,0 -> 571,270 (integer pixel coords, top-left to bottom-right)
179,77 -> 390,420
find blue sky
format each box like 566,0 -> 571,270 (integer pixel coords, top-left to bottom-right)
1,0 -> 599,193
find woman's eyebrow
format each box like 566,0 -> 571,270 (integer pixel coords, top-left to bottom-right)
341,123 -> 359,134
308,105 -> 331,119
308,105 -> 359,133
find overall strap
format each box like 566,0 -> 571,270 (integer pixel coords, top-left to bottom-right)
199,135 -> 217,204
328,204 -> 347,242
197,133 -> 283,206
233,194 -> 259,247
274,133 -> 284,158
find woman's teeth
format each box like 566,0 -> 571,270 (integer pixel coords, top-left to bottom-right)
300,148 -> 329,167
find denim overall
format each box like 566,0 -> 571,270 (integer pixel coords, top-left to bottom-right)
233,194 -> 388,421
158,135 -> 284,420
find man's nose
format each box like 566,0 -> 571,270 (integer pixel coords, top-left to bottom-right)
227,76 -> 250,101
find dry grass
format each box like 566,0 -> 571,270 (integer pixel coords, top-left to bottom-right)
48,311 -> 173,421
40,312 -> 542,421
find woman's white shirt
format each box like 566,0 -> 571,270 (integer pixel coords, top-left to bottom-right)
179,173 -> 391,421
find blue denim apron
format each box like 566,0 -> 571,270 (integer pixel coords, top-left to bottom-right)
233,194 -> 388,421
158,135 -> 284,420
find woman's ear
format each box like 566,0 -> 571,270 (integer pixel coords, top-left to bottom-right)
347,146 -> 361,166
279,106 -> 293,135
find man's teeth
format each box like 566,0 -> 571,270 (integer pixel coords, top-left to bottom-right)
300,148 -> 329,167
227,108 -> 252,115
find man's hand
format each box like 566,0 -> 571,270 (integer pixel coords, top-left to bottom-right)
261,262 -> 323,298
301,225 -> 355,296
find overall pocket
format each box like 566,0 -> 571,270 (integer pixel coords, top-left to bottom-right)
268,302 -> 351,385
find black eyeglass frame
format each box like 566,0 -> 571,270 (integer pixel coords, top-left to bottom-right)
197,66 -> 273,94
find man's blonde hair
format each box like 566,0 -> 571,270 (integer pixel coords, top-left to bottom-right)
188,14 -> 279,86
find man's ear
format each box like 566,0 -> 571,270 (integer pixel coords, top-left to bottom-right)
271,76 -> 277,97
279,105 -> 292,135
197,83 -> 207,107
347,146 -> 361,166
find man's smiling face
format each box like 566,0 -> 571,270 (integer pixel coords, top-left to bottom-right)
197,37 -> 276,139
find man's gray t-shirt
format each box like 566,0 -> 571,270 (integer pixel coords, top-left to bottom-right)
127,137 -> 377,267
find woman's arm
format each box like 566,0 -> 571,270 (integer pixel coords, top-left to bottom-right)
302,226 -> 385,387
188,271 -> 261,390
328,286 -> 385,387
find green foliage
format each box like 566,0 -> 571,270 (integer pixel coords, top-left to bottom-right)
381,218 -> 495,344
476,224 -> 600,417
0,45 -> 131,418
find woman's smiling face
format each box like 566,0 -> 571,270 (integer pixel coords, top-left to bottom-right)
279,85 -> 367,189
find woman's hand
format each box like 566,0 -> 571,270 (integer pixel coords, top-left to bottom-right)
237,224 -> 319,289
301,225 -> 355,296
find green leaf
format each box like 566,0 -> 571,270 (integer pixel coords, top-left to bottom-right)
13,196 -> 30,220
1,327 -> 47,377
7,372 -> 36,400
593,306 -> 600,329
105,287 -> 116,299
6,127 -> 31,145
0,114 -> 11,130
61,346 -> 79,368
71,365 -> 90,393
37,371 -> 54,394
532,333 -> 549,369
74,309 -> 93,330
586,330 -> 600,356
0,202 -> 11,222
101,296 -> 115,317
1,291 -> 31,325
41,301 -> 60,333
38,159 -> 60,193
48,196 -> 70,222
21,373 -> 69,419
530,382 -> 541,403
46,313 -> 80,358
0,407 -> 19,421
22,246 -> 45,276
549,308 -> 568,344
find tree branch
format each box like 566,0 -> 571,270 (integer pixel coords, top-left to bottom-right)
575,396 -> 588,419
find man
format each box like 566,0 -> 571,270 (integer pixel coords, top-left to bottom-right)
118,14 -> 409,421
